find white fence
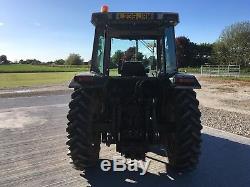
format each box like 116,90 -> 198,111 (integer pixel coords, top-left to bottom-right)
201,65 -> 240,77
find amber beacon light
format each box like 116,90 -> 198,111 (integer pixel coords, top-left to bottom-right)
101,5 -> 109,13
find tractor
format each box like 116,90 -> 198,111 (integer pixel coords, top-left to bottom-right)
66,6 -> 202,173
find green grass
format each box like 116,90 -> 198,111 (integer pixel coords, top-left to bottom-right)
0,64 -> 89,73
0,65 -> 249,89
240,67 -> 250,75
0,72 -> 78,89
109,69 -> 119,76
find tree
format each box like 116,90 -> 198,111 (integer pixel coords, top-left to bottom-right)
195,43 -> 213,65
175,36 -> 194,67
211,42 -> 229,65
124,47 -> 143,61
111,50 -> 124,68
18,59 -> 41,64
212,21 -> 250,66
0,55 -> 9,64
176,37 -> 213,67
54,59 -> 66,65
147,56 -> 156,69
30,59 -> 41,65
66,53 -> 83,65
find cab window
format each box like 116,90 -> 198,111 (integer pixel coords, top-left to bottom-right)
96,34 -> 105,74
165,26 -> 177,74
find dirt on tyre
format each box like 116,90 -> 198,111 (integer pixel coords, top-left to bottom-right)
166,89 -> 202,172
66,88 -> 101,170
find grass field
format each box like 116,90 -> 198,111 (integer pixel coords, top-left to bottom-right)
1,64 -> 249,74
0,64 -> 249,89
0,72 -> 78,89
0,64 -> 89,73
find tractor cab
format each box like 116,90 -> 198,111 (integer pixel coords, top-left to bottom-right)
90,10 -> 179,77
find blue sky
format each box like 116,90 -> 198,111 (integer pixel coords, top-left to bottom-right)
0,0 -> 249,62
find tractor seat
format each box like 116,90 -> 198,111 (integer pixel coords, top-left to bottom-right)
121,62 -> 147,77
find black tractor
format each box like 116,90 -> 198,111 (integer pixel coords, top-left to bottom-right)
66,8 -> 202,172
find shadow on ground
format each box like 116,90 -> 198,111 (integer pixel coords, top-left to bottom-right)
80,134 -> 250,187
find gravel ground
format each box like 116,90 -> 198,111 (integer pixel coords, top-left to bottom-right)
200,106 -> 250,138
196,77 -> 250,138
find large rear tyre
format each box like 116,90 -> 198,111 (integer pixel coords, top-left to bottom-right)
66,88 -> 100,170
166,89 -> 202,172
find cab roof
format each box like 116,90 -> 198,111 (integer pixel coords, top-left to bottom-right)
91,12 -> 179,28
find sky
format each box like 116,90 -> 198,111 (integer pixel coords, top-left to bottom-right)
0,0 -> 249,62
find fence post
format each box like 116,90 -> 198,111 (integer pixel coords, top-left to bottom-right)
239,65 -> 241,77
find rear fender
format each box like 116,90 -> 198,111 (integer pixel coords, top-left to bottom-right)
69,72 -> 106,89
171,73 -> 201,89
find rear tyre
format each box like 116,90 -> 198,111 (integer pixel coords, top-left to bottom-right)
66,88 -> 100,170
166,89 -> 202,172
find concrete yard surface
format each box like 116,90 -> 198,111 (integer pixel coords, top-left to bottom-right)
0,93 -> 250,187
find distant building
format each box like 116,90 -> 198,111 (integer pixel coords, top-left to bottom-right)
83,60 -> 91,65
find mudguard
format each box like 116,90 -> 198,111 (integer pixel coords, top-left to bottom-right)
68,72 -> 106,89
69,72 -> 201,89
171,73 -> 201,89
